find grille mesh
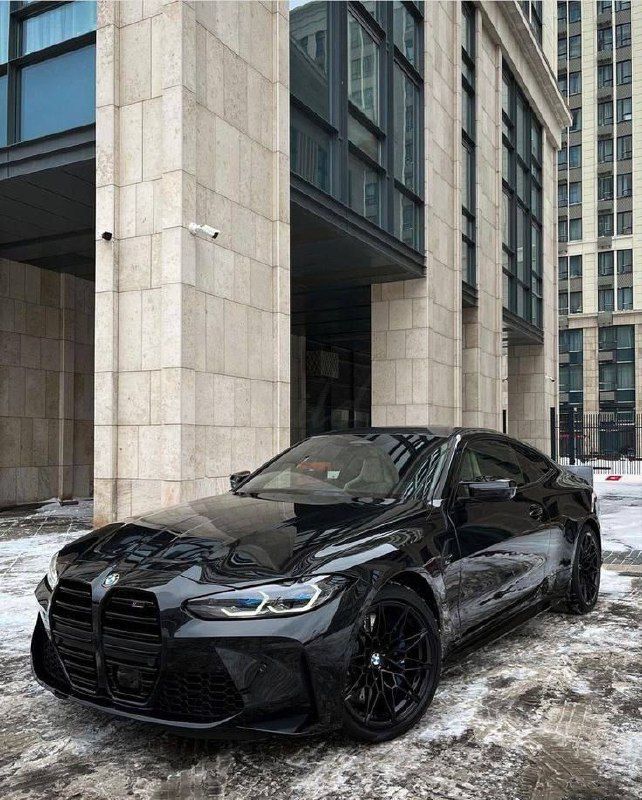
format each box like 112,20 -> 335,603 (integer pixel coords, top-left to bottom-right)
50,580 -> 98,695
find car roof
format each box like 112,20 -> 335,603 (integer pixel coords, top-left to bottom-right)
320,426 -> 498,439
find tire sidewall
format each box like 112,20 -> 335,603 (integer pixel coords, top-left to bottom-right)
342,582 -> 441,743
570,526 -> 601,613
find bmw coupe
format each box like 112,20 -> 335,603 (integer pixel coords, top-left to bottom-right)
32,427 -> 601,741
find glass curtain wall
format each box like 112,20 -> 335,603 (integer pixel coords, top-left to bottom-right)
0,0 -> 96,146
290,0 -> 425,252
501,63 -> 544,328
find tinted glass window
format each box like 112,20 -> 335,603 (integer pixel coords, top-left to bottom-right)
20,45 -> 95,141
517,446 -> 551,484
22,1 -> 96,55
240,433 -> 446,499
460,439 -> 524,485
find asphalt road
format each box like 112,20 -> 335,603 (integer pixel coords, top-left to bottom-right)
0,489 -> 640,800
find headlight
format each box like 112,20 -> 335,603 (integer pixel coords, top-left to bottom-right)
46,553 -> 59,590
186,575 -> 349,620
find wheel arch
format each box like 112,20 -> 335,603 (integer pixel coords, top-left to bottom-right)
385,569 -> 442,631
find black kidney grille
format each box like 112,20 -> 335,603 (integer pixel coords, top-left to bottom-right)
102,588 -> 162,704
157,657 -> 244,722
50,580 -> 98,695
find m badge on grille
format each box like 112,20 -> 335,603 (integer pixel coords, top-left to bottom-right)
103,572 -> 120,588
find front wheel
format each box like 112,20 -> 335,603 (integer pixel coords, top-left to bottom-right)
564,525 -> 601,615
342,583 -> 441,742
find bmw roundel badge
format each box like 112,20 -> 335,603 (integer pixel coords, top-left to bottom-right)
103,572 -> 120,588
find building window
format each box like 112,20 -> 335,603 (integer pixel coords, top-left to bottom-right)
558,147 -> 568,168
570,291 -> 583,313
569,218 -> 582,240
558,183 -> 568,206
569,144 -> 581,167
559,256 -> 568,279
598,325 -> 635,411
597,1 -> 612,13
558,218 -> 568,242
558,72 -> 568,95
501,64 -> 543,328
598,251 -> 614,276
597,27 -> 613,52
616,23 -> 631,48
291,2 -> 425,250
0,1 -> 96,145
617,172 -> 632,198
598,173 -> 613,200
599,288 -> 615,312
558,36 -> 567,59
617,97 -> 632,123
598,63 -> 613,88
616,60 -> 632,85
618,287 -> 633,311
598,138 -> 613,163
559,291 -> 569,314
617,249 -> 633,274
569,181 -> 582,205
568,2 -> 581,22
570,108 -> 581,132
617,210 -> 633,235
569,254 -> 582,277
614,1 -> 631,10
559,328 -> 584,408
598,211 -> 614,237
568,34 -> 581,59
598,101 -> 613,126
558,2 -> 567,22
617,134 -> 632,160
569,71 -> 581,95
461,2 -> 476,287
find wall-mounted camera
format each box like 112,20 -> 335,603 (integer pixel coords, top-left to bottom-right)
188,222 -> 220,240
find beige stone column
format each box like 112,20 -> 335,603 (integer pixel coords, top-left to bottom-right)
94,1 -> 289,525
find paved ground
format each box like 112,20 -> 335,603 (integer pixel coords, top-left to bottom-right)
0,487 -> 640,800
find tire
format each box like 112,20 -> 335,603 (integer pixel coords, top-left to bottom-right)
564,525 -> 601,615
342,583 -> 441,742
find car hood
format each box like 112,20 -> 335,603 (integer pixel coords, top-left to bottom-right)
60,491 -> 426,589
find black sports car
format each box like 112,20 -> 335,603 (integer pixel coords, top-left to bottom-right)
32,427 -> 601,742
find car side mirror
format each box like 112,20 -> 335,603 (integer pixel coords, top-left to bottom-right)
458,479 -> 516,502
230,471 -> 251,491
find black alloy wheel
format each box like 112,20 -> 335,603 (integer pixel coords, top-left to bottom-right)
343,583 -> 441,742
567,526 -> 601,614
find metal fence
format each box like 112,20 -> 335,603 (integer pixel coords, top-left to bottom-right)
553,408 -> 642,474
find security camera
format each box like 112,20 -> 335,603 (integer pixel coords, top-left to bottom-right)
188,222 -> 220,240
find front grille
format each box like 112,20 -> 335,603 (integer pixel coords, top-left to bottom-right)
157,658 -> 244,722
50,580 -> 98,695
102,588 -> 162,704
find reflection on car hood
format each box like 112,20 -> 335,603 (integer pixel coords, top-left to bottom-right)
62,491 -> 424,587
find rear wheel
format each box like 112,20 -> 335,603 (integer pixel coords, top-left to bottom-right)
342,583 -> 441,742
565,525 -> 601,615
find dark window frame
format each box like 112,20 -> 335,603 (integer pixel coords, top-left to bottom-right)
290,0 -> 425,252
0,1 -> 96,147
461,1 -> 476,288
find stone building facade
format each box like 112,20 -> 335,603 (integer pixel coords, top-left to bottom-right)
0,1 -> 568,524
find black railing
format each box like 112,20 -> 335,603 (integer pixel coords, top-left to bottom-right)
553,408 -> 642,474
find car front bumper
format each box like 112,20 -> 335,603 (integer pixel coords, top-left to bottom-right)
31,578 -> 366,738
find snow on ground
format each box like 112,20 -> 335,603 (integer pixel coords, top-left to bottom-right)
0,497 -> 640,800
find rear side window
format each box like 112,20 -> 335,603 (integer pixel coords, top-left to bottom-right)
460,439 -> 525,485
516,446 -> 551,484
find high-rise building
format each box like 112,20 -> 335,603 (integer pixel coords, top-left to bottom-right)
557,0 -> 640,417
0,1 -> 568,523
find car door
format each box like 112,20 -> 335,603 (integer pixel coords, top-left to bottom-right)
450,436 -> 549,638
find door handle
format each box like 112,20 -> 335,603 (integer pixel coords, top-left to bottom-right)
529,504 -> 543,520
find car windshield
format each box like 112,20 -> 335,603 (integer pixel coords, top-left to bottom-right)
239,433 -> 448,499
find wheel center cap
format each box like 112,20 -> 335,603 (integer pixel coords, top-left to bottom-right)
370,652 -> 382,668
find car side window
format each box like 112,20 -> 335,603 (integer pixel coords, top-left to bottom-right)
464,439 -> 525,485
516,445 -> 551,484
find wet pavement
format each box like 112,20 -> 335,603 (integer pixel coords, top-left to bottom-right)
0,491 -> 640,800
